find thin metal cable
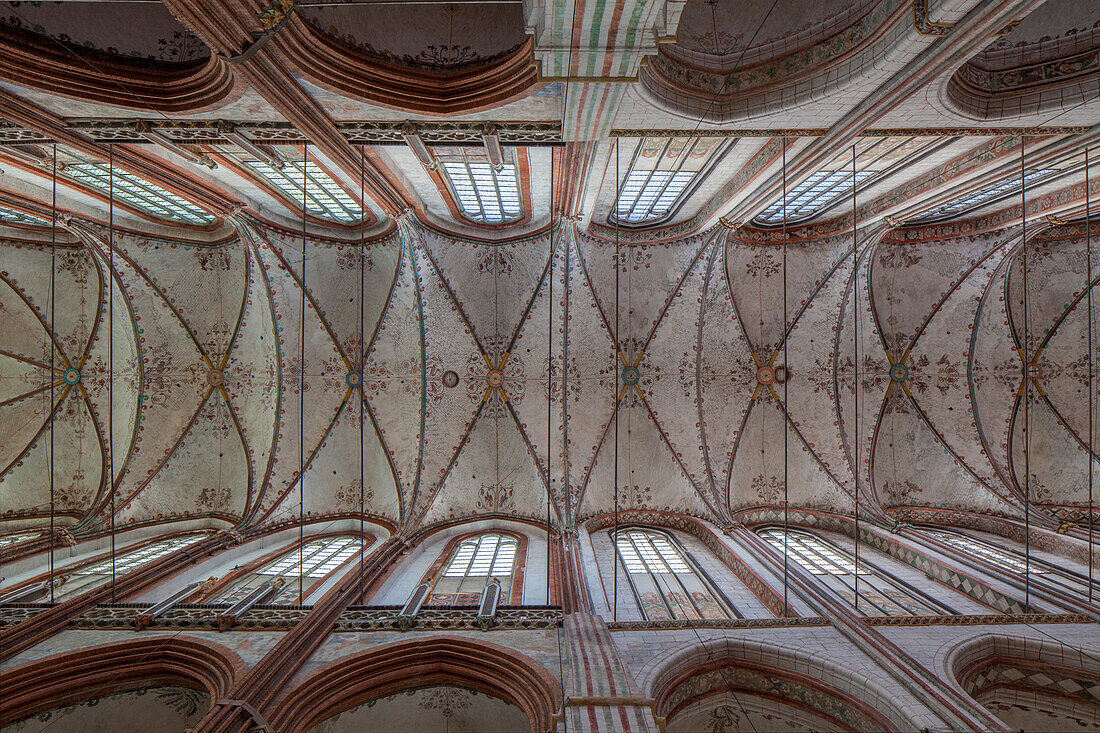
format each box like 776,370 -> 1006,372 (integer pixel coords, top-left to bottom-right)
49,143 -> 57,603
639,541 -> 758,733
547,147 -> 554,608
613,139 -> 620,623
781,136 -> 789,616
109,143 -> 116,602
359,144 -> 366,600
299,143 -> 307,603
851,143 -> 860,612
549,153 -> 566,733
1087,146 -> 1095,602
1021,137 -> 1031,610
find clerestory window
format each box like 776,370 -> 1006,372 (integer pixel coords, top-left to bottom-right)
921,528 -> 1099,604
904,170 -> 1058,224
0,532 -> 38,548
613,527 -> 736,621
438,151 -> 522,225
610,136 -> 732,227
753,136 -> 946,226
428,533 -> 518,606
206,535 -> 363,606
75,534 -> 206,576
759,527 -> 954,617
0,206 -> 47,226
63,161 -> 214,225
238,155 -> 365,224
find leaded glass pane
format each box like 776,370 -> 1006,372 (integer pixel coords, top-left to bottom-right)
76,534 -> 205,576
63,163 -> 214,224
614,528 -> 733,621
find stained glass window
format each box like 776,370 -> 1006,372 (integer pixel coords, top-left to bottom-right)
63,162 -> 214,224
207,536 -> 363,606
439,156 -> 522,224
614,528 -> 735,621
611,137 -> 731,227
759,527 -> 952,617
75,534 -> 206,575
428,533 -> 518,606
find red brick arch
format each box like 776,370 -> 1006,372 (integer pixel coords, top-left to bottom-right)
271,635 -> 562,733
0,636 -> 246,727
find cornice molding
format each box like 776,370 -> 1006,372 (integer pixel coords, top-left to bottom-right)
0,23 -> 241,114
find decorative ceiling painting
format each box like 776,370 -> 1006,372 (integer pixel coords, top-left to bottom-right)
3,213 -> 1097,536
1,0 -> 1099,546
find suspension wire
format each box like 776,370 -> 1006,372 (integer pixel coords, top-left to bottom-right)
1021,137 -> 1031,610
1088,146 -> 1095,602
49,144 -> 57,603
359,145 -> 366,600
545,150 -> 563,726
851,143 -> 860,612
640,547 -> 758,732
781,137 -> 789,616
613,138 -> 620,623
109,144 -> 116,602
547,146 -> 554,608
299,143 -> 307,604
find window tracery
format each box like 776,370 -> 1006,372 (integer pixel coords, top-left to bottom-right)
610,136 -> 731,227
206,535 -> 363,606
922,528 -> 1099,603
759,527 -> 953,617
44,533 -> 209,601
0,206 -> 47,226
613,527 -> 736,621
75,534 -> 206,576
437,150 -> 522,225
428,533 -> 518,606
234,153 -> 365,223
62,160 -> 214,225
753,136 -> 944,226
905,169 -> 1059,223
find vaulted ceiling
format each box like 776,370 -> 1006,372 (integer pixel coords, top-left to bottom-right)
1,0 -> 1099,539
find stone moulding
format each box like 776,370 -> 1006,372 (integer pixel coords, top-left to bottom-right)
863,613 -> 1094,626
606,617 -> 827,630
269,635 -> 563,733
0,120 -> 563,147
277,20 -> 540,115
0,636 -> 246,728
0,24 -> 241,114
0,602 -> 563,632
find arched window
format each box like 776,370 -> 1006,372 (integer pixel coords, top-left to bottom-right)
613,527 -> 736,621
0,532 -> 37,548
206,536 -> 363,606
759,527 -> 954,617
752,136 -> 950,227
61,158 -> 214,225
428,533 -> 518,606
49,533 -> 208,600
438,150 -> 523,225
921,528 -> 1099,604
609,136 -> 733,228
